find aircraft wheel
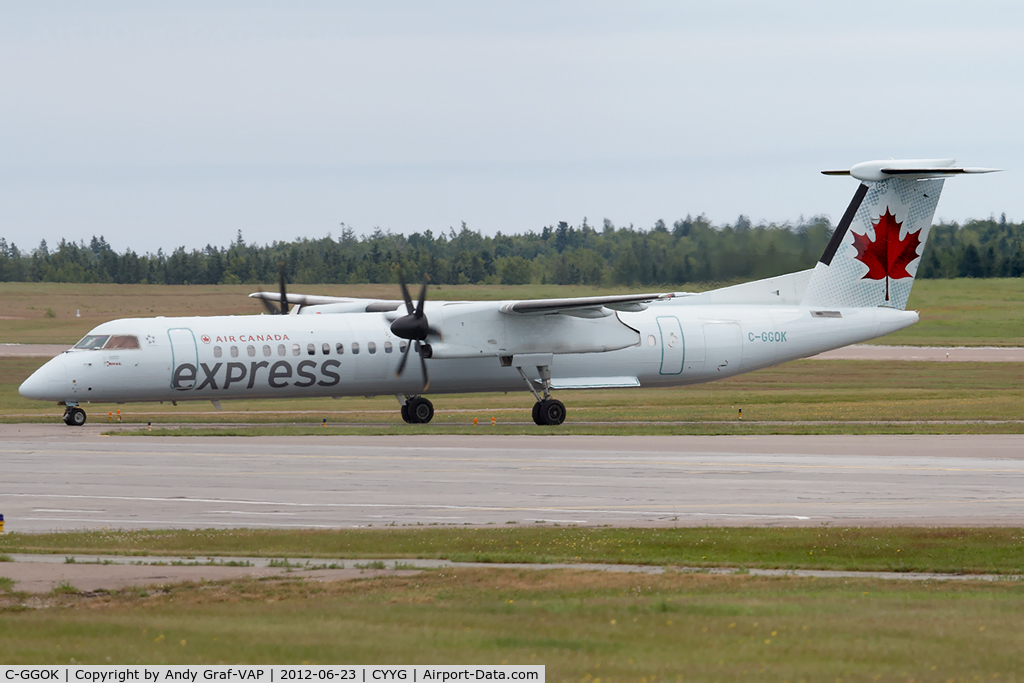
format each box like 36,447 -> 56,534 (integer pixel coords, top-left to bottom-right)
407,397 -> 434,424
537,398 -> 566,426
65,407 -> 87,427
400,404 -> 411,423
531,402 -> 543,425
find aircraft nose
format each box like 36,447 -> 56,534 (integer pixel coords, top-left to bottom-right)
19,356 -> 68,401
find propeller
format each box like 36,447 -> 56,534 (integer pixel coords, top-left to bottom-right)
259,264 -> 290,315
391,271 -> 437,391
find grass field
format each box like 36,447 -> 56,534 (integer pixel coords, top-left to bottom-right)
1,278 -> 1022,346
4,356 -> 1022,433
2,568 -> 1023,678
3,527 -> 1023,575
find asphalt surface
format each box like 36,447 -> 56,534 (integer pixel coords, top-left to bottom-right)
810,345 -> 1024,362
2,426 -> 1022,531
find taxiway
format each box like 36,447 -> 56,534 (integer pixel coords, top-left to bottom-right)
1,426 -> 1021,531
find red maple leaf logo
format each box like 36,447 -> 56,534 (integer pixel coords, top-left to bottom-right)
851,208 -> 922,301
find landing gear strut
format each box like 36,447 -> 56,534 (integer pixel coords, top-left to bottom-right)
63,405 -> 87,426
398,395 -> 434,424
516,360 -> 567,426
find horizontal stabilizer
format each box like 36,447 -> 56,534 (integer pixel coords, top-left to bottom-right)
822,158 -> 1000,182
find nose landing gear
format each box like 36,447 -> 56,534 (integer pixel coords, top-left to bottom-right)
63,405 -> 87,426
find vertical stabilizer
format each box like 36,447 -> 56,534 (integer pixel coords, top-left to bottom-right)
803,159 -> 997,310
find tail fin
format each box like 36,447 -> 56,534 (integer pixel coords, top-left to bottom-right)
802,158 -> 997,310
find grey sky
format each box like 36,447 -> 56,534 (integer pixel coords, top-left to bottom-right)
1,1 -> 1021,254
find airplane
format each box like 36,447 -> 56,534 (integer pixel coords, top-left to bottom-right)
19,158 -> 997,427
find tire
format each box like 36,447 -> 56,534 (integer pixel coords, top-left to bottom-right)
538,399 -> 566,426
408,397 -> 434,424
400,404 -> 411,423
532,402 -> 543,426
67,407 -> 87,426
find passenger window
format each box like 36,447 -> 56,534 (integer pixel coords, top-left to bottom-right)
352,342 -> 360,355
647,335 -> 656,347
307,343 -> 316,356
292,344 -> 301,356
214,346 -> 223,358
278,344 -> 286,356
322,343 -> 330,355
399,341 -> 408,353
384,341 -> 393,354
263,345 -> 271,357
335,343 -> 344,355
368,341 -> 376,355
247,345 -> 256,357
230,346 -> 239,358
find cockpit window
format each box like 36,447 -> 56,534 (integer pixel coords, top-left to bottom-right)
74,334 -> 140,350
75,335 -> 109,350
105,335 -> 140,349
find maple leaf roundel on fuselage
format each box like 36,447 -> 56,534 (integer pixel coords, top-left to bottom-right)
851,207 -> 922,281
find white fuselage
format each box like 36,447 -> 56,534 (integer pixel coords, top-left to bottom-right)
19,301 -> 918,405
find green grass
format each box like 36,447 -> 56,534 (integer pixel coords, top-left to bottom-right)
3,527 -> 1023,575
6,358 -> 1024,433
877,277 -> 1024,347
1,278 -> 1022,345
0,281 -> 722,345
1,569 -> 1022,678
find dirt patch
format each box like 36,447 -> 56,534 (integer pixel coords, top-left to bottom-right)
0,561 -> 420,593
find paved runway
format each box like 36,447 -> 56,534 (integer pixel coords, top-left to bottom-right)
1,426 -> 1022,531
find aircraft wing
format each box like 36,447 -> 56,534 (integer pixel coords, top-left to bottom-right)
251,290 -> 684,319
499,292 -> 676,316
249,291 -> 403,311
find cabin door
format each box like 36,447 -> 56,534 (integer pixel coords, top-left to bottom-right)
656,316 -> 685,375
168,328 -> 198,389
702,323 -> 742,374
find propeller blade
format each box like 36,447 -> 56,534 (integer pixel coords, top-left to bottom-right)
395,342 -> 411,377
258,296 -> 280,316
415,274 -> 429,317
397,269 -> 415,315
417,341 -> 429,392
278,264 -> 289,315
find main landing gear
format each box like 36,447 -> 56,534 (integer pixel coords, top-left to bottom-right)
532,398 -> 566,426
62,404 -> 87,426
516,360 -> 567,426
398,395 -> 434,424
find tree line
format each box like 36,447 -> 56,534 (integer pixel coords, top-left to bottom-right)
1,214 -> 1022,287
